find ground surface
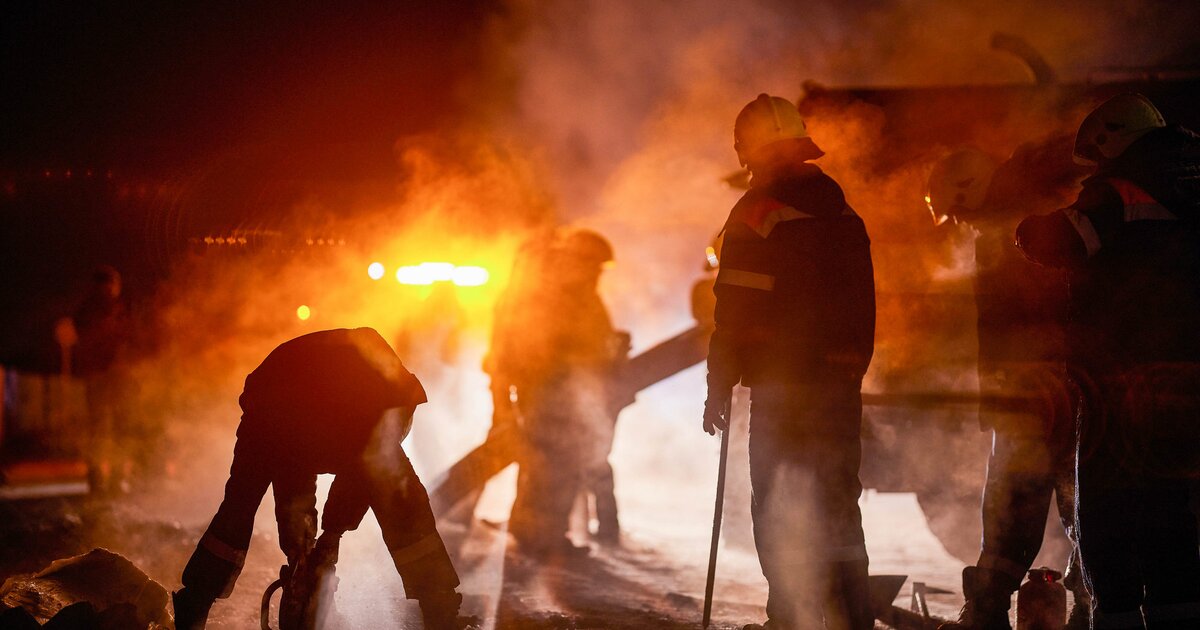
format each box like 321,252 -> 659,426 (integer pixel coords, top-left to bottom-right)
0,476 -> 982,629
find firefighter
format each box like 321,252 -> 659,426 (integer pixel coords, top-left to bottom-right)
172,328 -> 468,630
55,265 -> 136,493
1016,93 -> 1200,629
502,227 -> 627,555
926,141 -> 1089,630
704,94 -> 876,630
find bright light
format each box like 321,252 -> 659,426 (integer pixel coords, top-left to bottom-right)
421,262 -> 455,281
367,262 -> 385,280
396,266 -> 432,285
296,305 -> 311,320
705,246 -> 719,268
397,262 -> 460,285
452,266 -> 489,287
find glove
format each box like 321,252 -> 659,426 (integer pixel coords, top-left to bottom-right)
418,590 -> 475,630
1015,212 -> 1087,268
703,391 -> 731,435
172,588 -> 213,630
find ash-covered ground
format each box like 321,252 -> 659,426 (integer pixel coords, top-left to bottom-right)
0,463 -> 974,628
1,358 -> 1081,628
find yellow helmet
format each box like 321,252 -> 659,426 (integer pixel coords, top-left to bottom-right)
734,94 -> 823,167
1073,93 -> 1165,166
926,148 -> 999,226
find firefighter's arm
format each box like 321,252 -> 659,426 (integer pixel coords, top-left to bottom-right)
1016,183 -> 1123,268
704,327 -> 738,435
704,273 -> 756,434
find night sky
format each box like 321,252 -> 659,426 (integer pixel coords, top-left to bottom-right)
0,2 -> 495,364
2,2 -> 493,170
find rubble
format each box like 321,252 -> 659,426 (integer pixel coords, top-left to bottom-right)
0,548 -> 171,629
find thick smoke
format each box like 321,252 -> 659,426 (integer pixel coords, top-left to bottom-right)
36,0 -> 1196,622
71,128 -> 563,622
470,0 -> 1198,578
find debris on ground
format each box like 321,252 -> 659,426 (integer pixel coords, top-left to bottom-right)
0,548 -> 171,628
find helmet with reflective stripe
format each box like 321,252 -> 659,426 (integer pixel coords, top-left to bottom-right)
734,94 -> 823,167
926,147 -> 999,225
1073,93 -> 1165,166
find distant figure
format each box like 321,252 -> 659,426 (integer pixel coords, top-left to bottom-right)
1017,93 -> 1200,629
498,228 -> 628,555
173,328 -> 469,630
704,94 -> 876,630
927,139 -> 1089,630
55,265 -> 135,492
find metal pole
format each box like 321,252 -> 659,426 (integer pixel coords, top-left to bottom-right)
703,399 -> 733,629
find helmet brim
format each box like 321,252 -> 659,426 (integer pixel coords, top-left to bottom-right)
740,136 -> 825,166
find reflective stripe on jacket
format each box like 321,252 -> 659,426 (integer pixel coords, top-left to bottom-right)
707,166 -> 875,392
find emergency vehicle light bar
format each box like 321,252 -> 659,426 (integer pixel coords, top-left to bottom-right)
392,262 -> 489,287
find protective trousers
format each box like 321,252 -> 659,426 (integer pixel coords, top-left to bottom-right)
586,460 -> 619,540
508,427 -> 583,553
509,370 -> 610,553
1075,374 -> 1200,630
977,425 -> 1077,590
748,381 -> 872,630
181,433 -> 459,605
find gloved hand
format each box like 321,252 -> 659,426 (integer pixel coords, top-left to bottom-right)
172,588 -> 213,630
1015,212 -> 1087,268
703,390 -> 731,435
419,590 -> 470,630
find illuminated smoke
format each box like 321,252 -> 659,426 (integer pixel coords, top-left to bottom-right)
70,0 -> 1199,623
473,0 -> 1198,581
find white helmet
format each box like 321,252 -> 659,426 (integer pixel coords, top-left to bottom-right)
926,148 -> 999,225
1073,93 -> 1165,166
734,94 -> 823,167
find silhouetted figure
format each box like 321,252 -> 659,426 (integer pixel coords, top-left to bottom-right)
57,265 -> 135,492
705,94 -> 876,630
173,328 -> 467,630
499,228 -> 627,555
928,137 -> 1090,630
1017,94 -> 1200,629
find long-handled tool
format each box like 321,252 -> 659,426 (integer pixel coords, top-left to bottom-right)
702,399 -> 733,629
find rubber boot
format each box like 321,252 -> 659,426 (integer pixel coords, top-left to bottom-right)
939,566 -> 1014,630
1063,566 -> 1091,630
171,588 -> 213,630
826,560 -> 873,630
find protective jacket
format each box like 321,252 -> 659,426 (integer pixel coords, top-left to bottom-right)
1016,125 -> 1200,373
181,328 -> 457,608
707,163 -> 875,392
1017,124 -> 1200,630
972,135 -> 1077,367
237,327 -> 428,470
73,293 -> 130,376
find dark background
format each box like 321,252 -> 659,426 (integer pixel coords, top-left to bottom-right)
0,2 -> 497,366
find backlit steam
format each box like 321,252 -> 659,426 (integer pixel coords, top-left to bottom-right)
70,1 -> 1198,625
